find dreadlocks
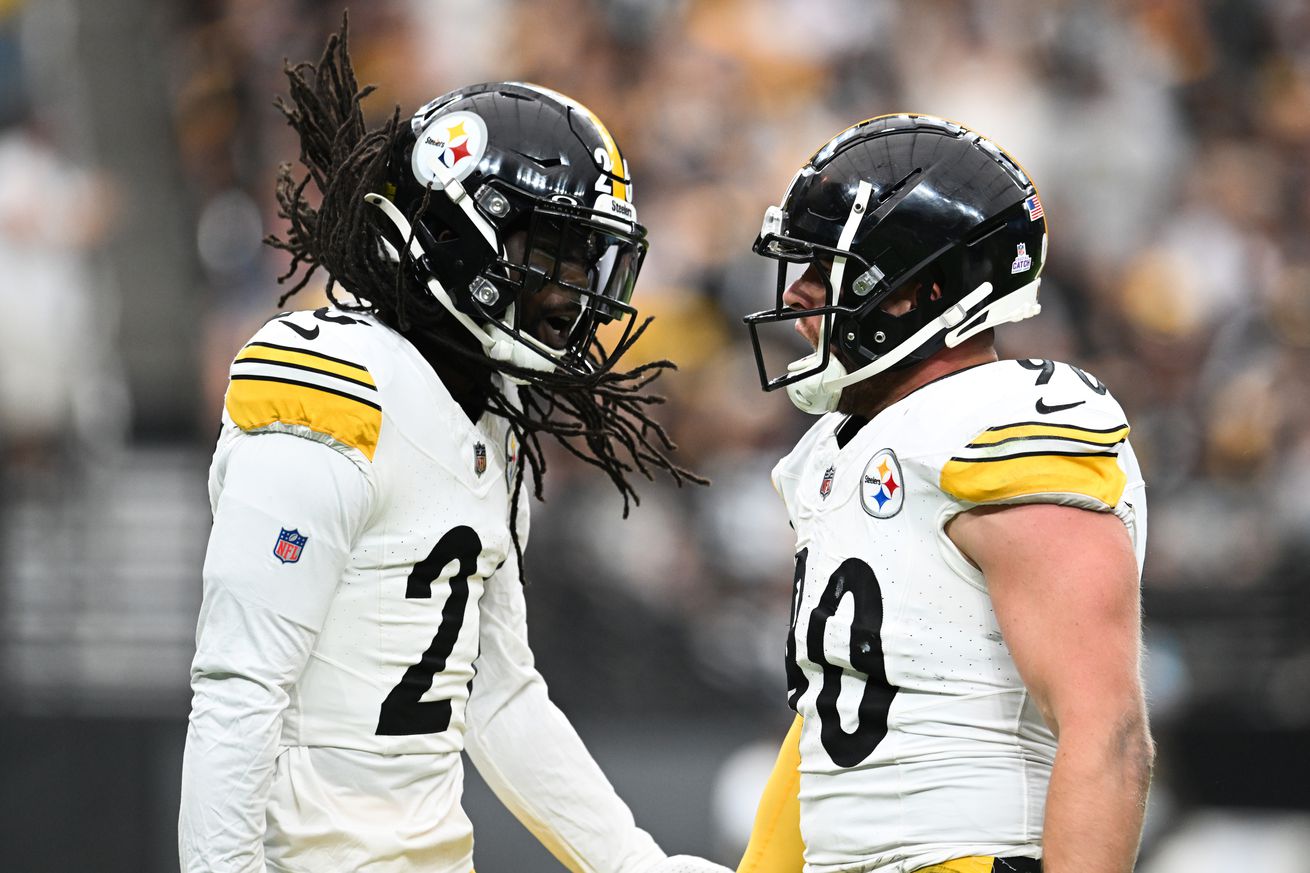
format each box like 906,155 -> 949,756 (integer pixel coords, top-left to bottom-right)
266,16 -> 704,576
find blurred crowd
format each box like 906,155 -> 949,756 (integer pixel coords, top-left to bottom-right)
5,0 -> 1310,753
148,0 -> 1310,737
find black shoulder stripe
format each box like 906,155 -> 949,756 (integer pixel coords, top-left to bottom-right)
965,432 -> 1127,449
234,356 -> 377,391
244,340 -> 368,371
949,449 -> 1120,464
983,420 -> 1129,434
229,374 -> 382,410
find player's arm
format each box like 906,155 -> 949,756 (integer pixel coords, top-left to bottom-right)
947,503 -> 1153,873
179,434 -> 372,873
737,716 -> 804,873
462,542 -> 730,873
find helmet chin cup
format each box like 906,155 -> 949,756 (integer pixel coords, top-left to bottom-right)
485,331 -> 558,375
785,353 -> 847,415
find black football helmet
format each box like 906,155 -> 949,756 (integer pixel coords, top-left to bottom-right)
366,82 -> 647,379
744,114 -> 1047,413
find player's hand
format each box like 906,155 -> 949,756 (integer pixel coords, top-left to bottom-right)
651,856 -> 734,873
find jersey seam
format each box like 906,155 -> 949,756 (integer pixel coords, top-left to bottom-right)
240,422 -> 374,473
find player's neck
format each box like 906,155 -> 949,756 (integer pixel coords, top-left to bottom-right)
837,333 -> 999,418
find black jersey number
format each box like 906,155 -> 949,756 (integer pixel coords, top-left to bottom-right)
786,552 -> 898,768
376,525 -> 482,736
1018,358 -> 1107,394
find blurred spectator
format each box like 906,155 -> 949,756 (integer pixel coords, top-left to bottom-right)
146,0 -> 1310,735
0,114 -> 122,461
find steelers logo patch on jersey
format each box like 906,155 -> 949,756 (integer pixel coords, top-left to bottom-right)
861,448 -> 904,518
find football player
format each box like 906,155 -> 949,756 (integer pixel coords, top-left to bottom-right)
736,115 -> 1153,873
179,23 -> 726,873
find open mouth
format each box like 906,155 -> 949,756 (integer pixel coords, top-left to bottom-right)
534,301 -> 584,350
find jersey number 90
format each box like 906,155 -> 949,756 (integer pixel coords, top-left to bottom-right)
787,548 -> 899,767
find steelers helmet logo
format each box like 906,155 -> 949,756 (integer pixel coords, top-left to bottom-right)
860,448 -> 904,519
412,110 -> 488,189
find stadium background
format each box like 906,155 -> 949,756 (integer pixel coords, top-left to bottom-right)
2,0 -> 1309,870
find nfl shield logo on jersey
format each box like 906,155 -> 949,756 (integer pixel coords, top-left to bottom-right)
273,528 -> 308,564
860,449 -> 905,519
819,465 -> 836,499
474,442 -> 487,477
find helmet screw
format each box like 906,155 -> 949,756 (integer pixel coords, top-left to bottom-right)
478,187 -> 511,218
854,203 -> 864,213
471,278 -> 500,306
873,331 -> 886,343
845,331 -> 856,342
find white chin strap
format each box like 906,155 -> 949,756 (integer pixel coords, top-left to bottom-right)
785,278 -> 1043,414
364,191 -> 559,380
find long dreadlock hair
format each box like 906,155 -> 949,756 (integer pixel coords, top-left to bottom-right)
266,17 -> 705,576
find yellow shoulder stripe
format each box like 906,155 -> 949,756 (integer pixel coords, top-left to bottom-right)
235,341 -> 375,388
226,375 -> 381,461
942,451 -> 1126,507
968,421 -> 1129,448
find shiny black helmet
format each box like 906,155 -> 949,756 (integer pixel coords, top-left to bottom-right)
367,82 -> 647,378
744,113 -> 1047,413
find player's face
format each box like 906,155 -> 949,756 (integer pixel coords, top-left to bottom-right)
782,256 -> 938,353
782,261 -> 828,349
506,228 -> 593,351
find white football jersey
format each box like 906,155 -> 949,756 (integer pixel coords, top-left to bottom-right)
218,308 -> 520,757
180,308 -> 663,873
772,359 -> 1147,873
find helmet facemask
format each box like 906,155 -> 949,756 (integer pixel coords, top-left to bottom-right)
476,193 -> 645,377
747,212 -> 1016,413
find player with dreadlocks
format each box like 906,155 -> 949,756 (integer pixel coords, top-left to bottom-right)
180,19 -> 726,873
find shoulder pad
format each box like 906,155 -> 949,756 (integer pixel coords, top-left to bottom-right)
938,360 -> 1131,509
224,309 -> 382,461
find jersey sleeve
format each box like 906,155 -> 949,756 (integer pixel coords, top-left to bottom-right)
222,310 -> 383,466
933,362 -> 1133,512
462,500 -> 666,873
738,716 -> 805,873
180,431 -> 374,873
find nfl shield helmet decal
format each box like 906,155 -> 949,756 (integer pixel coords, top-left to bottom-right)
274,528 -> 308,564
860,449 -> 905,519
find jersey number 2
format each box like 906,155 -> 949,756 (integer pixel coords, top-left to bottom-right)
376,526 -> 482,736
787,548 -> 898,768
